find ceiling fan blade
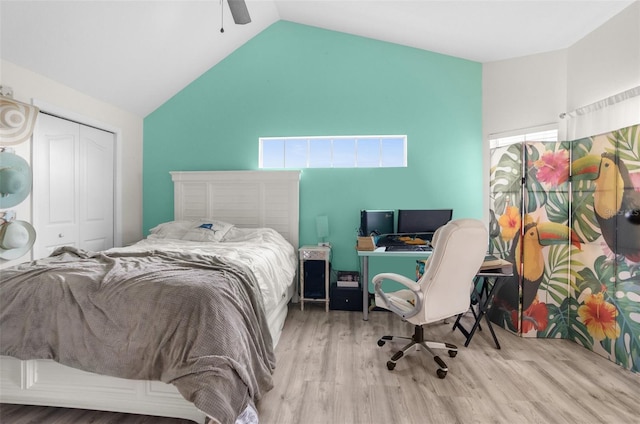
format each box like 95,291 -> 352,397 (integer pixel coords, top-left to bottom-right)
227,0 -> 251,25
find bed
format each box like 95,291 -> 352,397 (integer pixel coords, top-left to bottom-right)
0,170 -> 301,424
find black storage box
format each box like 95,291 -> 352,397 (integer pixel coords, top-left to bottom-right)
329,283 -> 363,311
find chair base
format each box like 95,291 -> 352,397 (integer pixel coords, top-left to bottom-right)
377,325 -> 458,379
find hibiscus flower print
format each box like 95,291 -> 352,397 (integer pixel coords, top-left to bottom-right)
578,292 -> 621,341
498,205 -> 521,241
511,298 -> 549,334
534,150 -> 569,186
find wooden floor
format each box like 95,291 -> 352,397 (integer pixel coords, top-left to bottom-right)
2,305 -> 639,423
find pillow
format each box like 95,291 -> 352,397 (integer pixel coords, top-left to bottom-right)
148,220 -> 196,239
181,220 -> 234,242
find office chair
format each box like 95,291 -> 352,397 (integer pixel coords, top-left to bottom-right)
373,219 -> 488,378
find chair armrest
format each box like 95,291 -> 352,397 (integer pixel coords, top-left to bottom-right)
373,273 -> 421,292
372,273 -> 423,319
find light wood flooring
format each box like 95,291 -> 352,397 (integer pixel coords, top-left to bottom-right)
2,305 -> 639,423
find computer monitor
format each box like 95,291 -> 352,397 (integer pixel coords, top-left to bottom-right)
360,210 -> 394,236
397,209 -> 453,234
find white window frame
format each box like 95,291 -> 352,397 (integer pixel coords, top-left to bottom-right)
259,135 -> 407,169
489,124 -> 558,148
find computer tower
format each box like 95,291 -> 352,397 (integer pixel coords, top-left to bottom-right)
303,260 -> 328,299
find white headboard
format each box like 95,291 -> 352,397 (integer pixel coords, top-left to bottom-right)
170,170 -> 301,249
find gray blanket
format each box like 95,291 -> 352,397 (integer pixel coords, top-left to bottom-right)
0,246 -> 276,424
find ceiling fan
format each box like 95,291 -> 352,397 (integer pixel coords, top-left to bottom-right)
221,0 -> 251,32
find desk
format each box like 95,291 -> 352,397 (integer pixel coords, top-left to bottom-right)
357,247 -> 432,320
451,269 -> 513,349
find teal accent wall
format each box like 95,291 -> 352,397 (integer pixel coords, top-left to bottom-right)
143,21 -> 482,288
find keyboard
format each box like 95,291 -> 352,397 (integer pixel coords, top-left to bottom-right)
385,245 -> 432,252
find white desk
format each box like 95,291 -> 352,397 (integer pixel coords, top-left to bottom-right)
357,247 -> 432,320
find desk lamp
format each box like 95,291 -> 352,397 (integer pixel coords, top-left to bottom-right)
316,215 -> 330,247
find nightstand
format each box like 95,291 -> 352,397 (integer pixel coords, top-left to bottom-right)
299,245 -> 331,311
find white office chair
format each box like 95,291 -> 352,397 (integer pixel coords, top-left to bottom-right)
373,219 -> 488,378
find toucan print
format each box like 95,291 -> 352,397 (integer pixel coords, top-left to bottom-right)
572,152 -> 640,262
492,216 -> 582,331
516,219 -> 582,312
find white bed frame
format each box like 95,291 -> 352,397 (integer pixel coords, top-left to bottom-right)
0,170 -> 301,423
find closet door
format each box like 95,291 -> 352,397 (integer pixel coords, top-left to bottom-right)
79,125 -> 114,251
33,114 -> 80,258
33,113 -> 114,259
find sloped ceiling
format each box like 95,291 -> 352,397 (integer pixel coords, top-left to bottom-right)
0,0 -> 634,117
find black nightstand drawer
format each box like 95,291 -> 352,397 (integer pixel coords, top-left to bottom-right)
329,283 -> 363,311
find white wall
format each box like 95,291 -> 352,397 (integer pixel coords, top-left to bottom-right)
482,1 -> 640,221
483,49 -> 567,138
0,60 -> 143,267
567,1 -> 640,112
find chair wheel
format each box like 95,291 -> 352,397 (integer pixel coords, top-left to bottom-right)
436,369 -> 447,379
448,350 -> 457,358
386,361 -> 396,370
377,339 -> 386,347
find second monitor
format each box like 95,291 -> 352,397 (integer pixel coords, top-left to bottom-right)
397,209 -> 453,235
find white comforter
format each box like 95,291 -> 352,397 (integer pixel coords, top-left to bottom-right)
108,227 -> 297,314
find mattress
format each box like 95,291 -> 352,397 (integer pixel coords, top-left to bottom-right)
110,226 -> 297,315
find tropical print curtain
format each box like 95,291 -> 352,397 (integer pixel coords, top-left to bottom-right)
488,124 -> 640,373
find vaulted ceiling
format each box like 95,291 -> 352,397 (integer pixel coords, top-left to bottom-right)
1,1 -> 634,117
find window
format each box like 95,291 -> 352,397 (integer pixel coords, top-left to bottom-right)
259,135 -> 407,169
489,125 -> 558,149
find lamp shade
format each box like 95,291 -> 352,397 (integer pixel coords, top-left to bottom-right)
316,215 -> 329,240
